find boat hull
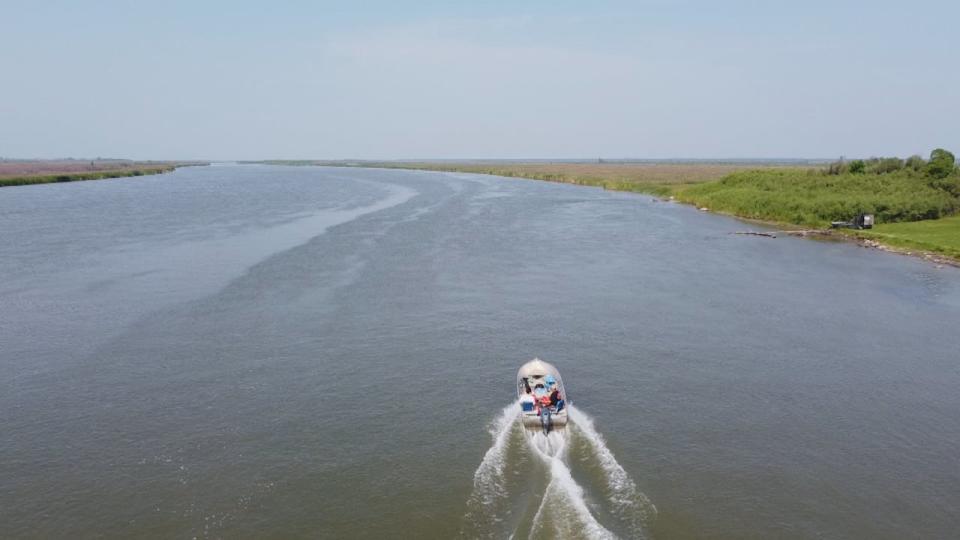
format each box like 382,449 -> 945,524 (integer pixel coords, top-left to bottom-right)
516,358 -> 569,430
520,412 -> 568,428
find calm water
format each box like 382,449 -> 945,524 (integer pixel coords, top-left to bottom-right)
2,165 -> 959,539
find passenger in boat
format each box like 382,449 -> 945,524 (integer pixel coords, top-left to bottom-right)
550,388 -> 565,412
535,393 -> 552,415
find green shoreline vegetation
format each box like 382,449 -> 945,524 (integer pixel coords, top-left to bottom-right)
673,150 -> 960,262
256,150 -> 960,263
0,162 -> 208,187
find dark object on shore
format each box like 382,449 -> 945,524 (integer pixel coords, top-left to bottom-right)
831,213 -> 874,230
733,231 -> 777,238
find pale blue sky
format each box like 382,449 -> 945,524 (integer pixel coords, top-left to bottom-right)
1,1 -> 957,160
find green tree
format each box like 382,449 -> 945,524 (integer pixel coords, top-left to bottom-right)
849,159 -> 866,174
870,157 -> 903,174
905,154 -> 926,171
927,148 -> 956,179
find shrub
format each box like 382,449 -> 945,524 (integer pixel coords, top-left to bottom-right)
849,160 -> 866,174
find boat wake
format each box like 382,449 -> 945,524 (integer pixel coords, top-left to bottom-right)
460,403 -> 656,539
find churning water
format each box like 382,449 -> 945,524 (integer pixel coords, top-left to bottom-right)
461,403 -> 655,539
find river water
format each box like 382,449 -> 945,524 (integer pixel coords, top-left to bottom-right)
2,165 -> 959,539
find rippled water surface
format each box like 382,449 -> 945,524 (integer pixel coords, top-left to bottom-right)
2,165 -> 959,538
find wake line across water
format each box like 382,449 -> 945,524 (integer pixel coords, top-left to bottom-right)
460,403 -> 656,539
568,408 -> 657,536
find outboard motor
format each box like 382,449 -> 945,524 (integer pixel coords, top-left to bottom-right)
540,408 -> 552,434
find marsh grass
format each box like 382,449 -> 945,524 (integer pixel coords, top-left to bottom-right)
0,162 -> 207,187
0,167 -> 173,187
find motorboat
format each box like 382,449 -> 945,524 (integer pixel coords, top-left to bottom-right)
517,358 -> 568,432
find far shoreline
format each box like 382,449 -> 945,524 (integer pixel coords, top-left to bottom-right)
0,161 -> 208,188
246,160 -> 960,268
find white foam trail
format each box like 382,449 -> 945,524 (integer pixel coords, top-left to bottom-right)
472,401 -> 521,504
569,406 -> 657,537
463,402 -> 653,539
460,402 -> 521,538
526,431 -> 616,539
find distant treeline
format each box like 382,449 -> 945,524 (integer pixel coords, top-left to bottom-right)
825,148 -> 957,180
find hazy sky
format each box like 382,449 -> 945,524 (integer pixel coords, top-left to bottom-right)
2,1 -> 958,160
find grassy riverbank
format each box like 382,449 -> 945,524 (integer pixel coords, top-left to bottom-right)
858,217 -> 960,261
0,160 -> 207,187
